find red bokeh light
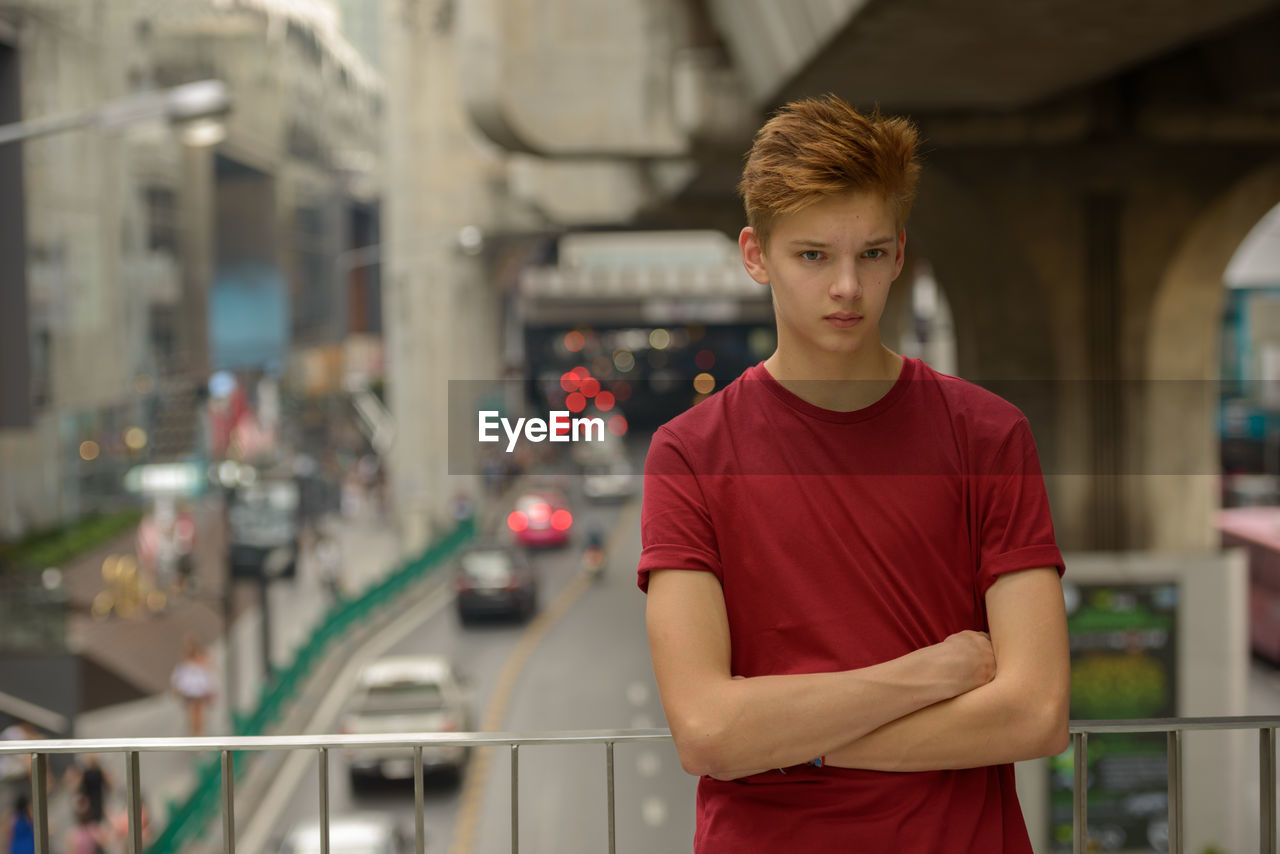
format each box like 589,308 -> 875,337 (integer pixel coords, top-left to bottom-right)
560,371 -> 580,393
595,391 -> 615,411
566,392 -> 586,413
579,376 -> 601,398
528,502 -> 551,524
572,366 -> 590,379
507,511 -> 529,532
563,330 -> 585,353
550,509 -> 573,531
607,415 -> 628,436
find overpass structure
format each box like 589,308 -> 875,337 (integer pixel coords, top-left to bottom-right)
436,0 -> 1280,559
517,230 -> 771,328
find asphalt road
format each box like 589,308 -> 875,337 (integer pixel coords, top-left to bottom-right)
241,472 -> 695,854
465,495 -> 696,854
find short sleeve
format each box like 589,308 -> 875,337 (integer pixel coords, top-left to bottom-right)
637,427 -> 723,593
973,417 -> 1065,597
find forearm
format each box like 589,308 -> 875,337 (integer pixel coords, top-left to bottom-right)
825,676 -> 1068,772
826,569 -> 1073,773
674,647 -> 967,780
645,570 -> 999,782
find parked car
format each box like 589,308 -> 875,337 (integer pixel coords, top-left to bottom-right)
277,813 -> 409,854
582,458 -> 637,502
341,655 -> 471,788
506,491 -> 573,548
455,543 -> 538,623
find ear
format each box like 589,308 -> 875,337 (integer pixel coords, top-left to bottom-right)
891,228 -> 907,281
739,227 -> 771,286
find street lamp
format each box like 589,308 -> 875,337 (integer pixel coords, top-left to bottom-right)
0,79 -> 232,147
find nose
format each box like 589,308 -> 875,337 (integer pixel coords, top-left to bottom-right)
829,259 -> 862,302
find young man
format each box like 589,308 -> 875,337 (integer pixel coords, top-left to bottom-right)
639,95 -> 1070,851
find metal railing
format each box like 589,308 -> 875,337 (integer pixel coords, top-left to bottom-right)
2,717 -> 1277,854
0,728 -> 672,854
1069,716 -> 1280,854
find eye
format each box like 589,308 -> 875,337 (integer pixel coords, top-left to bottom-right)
863,248 -> 888,260
799,250 -> 824,262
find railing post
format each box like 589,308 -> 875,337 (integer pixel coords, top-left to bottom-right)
511,743 -> 519,854
1263,728 -> 1276,854
318,748 -> 329,854
414,746 -> 425,854
30,753 -> 48,854
125,750 -> 143,854
222,749 -> 236,854
606,741 -> 616,854
1073,731 -> 1088,854
1167,729 -> 1183,854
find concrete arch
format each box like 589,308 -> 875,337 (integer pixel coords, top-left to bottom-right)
1144,158 -> 1280,549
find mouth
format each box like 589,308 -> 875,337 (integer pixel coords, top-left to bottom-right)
824,312 -> 863,328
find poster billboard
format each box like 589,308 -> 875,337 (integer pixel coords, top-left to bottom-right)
1049,582 -> 1179,853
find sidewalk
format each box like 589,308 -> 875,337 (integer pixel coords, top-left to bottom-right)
50,503 -> 403,848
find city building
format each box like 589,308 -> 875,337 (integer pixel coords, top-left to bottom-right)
0,0 -> 383,540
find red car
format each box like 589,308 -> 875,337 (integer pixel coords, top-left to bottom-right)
507,491 -> 573,548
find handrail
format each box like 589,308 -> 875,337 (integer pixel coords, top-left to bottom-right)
148,515 -> 476,854
0,727 -> 675,754
5,717 -> 1278,854
1067,716 -> 1280,854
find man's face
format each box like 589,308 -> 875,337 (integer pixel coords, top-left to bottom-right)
740,191 -> 906,360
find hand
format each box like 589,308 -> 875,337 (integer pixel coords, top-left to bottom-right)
930,630 -> 996,696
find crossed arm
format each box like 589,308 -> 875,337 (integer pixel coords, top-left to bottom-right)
645,567 -> 1069,781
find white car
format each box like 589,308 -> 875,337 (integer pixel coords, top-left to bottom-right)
582,458 -> 637,502
341,655 -> 472,787
278,813 -> 409,854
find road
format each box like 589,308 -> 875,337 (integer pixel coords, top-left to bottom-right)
242,469 -> 696,854
463,493 -> 695,854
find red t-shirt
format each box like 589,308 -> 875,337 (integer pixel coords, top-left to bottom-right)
638,358 -> 1065,853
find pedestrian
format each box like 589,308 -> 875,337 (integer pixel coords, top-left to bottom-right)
64,755 -> 110,826
313,529 -> 343,601
4,792 -> 34,854
170,635 -> 217,737
64,797 -> 110,854
639,94 -> 1070,852
450,490 -> 474,524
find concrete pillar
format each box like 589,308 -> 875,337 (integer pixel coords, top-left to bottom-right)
384,0 -> 509,552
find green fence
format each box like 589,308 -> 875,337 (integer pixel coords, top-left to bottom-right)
146,516 -> 475,854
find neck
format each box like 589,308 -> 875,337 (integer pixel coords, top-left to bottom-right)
763,344 -> 904,412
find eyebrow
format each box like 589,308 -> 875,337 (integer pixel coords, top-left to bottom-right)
786,236 -> 896,250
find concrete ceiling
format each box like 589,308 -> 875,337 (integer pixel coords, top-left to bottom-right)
748,0 -> 1280,111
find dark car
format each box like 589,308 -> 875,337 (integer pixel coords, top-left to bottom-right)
455,544 -> 539,623
227,478 -> 301,580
